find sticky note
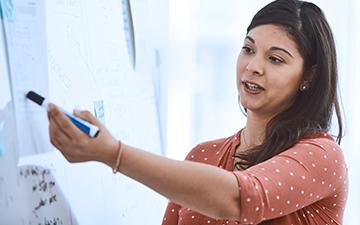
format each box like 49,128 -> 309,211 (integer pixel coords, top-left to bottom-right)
0,0 -> 15,21
94,100 -> 105,124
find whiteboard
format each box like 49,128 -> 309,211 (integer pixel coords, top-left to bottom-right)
0,0 -> 167,224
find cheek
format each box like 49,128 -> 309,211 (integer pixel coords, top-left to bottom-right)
236,55 -> 246,90
268,74 -> 301,102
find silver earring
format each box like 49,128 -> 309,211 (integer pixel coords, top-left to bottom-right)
300,85 -> 308,91
238,95 -> 247,117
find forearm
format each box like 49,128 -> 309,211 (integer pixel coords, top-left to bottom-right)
103,143 -> 240,220
46,104 -> 240,219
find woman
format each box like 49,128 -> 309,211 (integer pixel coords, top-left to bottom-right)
48,0 -> 348,224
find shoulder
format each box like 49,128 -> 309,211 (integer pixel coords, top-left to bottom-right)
279,132 -> 347,182
233,132 -> 348,223
282,132 -> 345,162
184,131 -> 240,161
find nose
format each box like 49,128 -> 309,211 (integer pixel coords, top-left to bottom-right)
246,55 -> 264,76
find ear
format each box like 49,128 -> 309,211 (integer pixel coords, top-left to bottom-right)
299,65 -> 317,91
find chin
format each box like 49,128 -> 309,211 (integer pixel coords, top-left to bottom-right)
240,101 -> 256,111
239,95 -> 254,108
240,100 -> 264,113
243,106 -> 259,112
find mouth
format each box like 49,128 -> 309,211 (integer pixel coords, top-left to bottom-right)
242,80 -> 265,93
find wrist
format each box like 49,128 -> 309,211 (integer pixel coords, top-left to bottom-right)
112,140 -> 124,173
101,138 -> 120,168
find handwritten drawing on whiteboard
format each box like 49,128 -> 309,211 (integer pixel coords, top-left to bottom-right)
1,0 -> 167,224
46,0 -> 132,111
46,0 -> 161,151
18,165 -> 75,225
1,0 -> 53,158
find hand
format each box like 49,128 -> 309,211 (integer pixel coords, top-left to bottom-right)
47,103 -> 119,166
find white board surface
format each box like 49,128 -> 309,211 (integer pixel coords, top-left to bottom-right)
0,0 -> 167,224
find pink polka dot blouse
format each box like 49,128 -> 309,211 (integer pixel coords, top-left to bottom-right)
161,130 -> 348,225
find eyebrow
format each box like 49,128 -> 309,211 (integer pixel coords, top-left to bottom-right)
245,36 -> 294,58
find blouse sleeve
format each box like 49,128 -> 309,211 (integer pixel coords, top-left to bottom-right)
161,201 -> 181,225
232,137 -> 348,224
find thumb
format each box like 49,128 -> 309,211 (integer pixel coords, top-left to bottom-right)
73,110 -> 102,127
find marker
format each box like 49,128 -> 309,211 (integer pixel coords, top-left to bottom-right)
26,91 -> 100,138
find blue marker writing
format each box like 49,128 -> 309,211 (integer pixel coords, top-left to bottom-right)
26,91 -> 100,138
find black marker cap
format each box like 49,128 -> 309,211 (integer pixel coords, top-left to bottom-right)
26,91 -> 45,106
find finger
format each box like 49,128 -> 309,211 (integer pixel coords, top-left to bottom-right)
48,109 -> 72,140
73,110 -> 102,127
48,119 -> 64,149
48,116 -> 71,148
48,103 -> 79,138
50,133 -> 64,151
49,133 -> 72,162
48,103 -> 85,139
47,110 -> 50,120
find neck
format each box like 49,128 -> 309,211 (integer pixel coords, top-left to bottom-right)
242,111 -> 271,147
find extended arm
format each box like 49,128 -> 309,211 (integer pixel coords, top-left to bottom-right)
47,103 -> 240,220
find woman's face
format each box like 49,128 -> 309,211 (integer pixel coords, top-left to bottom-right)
237,24 -> 304,118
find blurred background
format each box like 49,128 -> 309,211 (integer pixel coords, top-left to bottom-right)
164,0 -> 359,224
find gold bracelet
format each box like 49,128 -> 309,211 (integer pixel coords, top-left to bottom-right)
112,140 -> 123,174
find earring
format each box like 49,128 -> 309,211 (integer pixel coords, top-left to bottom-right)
300,85 -> 308,91
238,95 -> 247,117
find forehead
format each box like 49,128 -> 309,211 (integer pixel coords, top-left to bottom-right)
247,24 -> 301,57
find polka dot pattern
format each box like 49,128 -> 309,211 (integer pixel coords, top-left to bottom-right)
161,131 -> 348,225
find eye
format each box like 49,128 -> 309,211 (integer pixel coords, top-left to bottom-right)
241,46 -> 254,55
269,56 -> 284,64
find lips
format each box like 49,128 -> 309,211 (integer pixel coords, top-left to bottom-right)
242,80 -> 265,93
